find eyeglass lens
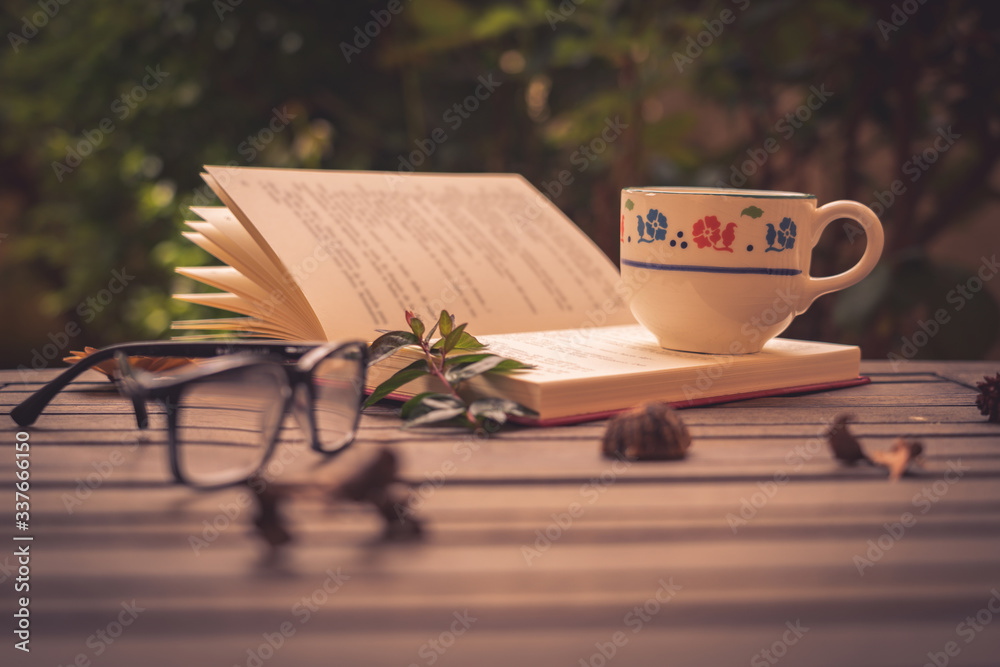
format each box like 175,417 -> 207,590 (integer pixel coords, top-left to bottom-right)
175,365 -> 287,486
311,349 -> 364,452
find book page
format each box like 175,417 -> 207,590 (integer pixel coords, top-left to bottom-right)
203,167 -> 635,340
480,324 -> 859,382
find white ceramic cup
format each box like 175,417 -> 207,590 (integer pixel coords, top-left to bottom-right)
620,187 -> 884,354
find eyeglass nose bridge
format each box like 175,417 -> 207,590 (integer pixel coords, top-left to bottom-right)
290,382 -> 318,449
114,351 -> 151,430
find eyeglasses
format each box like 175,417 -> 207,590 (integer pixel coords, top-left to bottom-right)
11,341 -> 368,488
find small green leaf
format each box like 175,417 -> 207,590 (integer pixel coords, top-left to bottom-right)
451,331 -> 485,349
363,360 -> 429,407
445,353 -> 532,372
434,330 -> 486,351
367,330 -> 419,366
409,316 -> 425,339
741,205 -> 764,219
404,406 -> 468,428
434,322 -> 467,353
625,199 -> 634,211
438,310 -> 454,337
400,392 -> 462,419
444,355 -> 507,382
443,352 -> 492,366
469,398 -> 538,422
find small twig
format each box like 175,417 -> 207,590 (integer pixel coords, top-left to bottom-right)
825,414 -> 924,481
244,447 -> 423,552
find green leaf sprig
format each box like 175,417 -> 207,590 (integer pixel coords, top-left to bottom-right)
364,310 -> 537,430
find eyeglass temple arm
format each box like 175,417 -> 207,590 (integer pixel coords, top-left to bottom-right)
10,341 -> 318,427
9,347 -> 123,427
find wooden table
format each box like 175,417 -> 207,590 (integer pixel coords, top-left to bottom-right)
2,362 -> 999,667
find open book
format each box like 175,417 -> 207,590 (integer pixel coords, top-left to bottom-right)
175,166 -> 865,423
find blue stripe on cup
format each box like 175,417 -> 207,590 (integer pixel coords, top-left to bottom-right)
621,258 -> 802,276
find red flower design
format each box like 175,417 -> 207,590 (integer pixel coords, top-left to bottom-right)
692,215 -> 736,252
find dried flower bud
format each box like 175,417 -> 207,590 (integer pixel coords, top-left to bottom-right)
826,413 -> 925,481
602,402 -> 691,461
975,372 -> 1000,423
826,414 -> 869,464
869,438 -> 925,481
64,347 -> 195,380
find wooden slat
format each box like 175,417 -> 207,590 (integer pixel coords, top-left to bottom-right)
2,362 -> 999,666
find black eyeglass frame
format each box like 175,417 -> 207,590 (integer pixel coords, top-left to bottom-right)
10,340 -> 369,488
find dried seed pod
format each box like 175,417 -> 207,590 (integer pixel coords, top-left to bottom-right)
826,414 -> 869,465
602,402 -> 691,461
826,413 -> 926,481
247,483 -> 293,549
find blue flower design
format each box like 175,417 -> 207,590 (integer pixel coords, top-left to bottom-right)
637,209 -> 668,243
765,217 -> 797,252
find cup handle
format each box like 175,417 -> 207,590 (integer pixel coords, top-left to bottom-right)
798,200 -> 884,314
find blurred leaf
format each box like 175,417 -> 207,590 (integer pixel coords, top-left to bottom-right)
400,392 -> 462,419
363,359 -> 430,407
471,5 -> 525,39
368,330 -> 419,366
409,0 -> 474,35
468,397 -> 538,423
444,354 -> 506,382
438,310 -> 453,337
404,405 -> 467,427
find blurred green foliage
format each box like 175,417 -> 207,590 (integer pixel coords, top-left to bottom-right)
1,0 -> 998,369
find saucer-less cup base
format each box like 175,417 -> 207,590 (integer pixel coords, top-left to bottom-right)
627,271 -> 799,354
620,188 -> 884,354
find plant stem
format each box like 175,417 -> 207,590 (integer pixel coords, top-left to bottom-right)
418,337 -> 478,426
418,338 -> 461,402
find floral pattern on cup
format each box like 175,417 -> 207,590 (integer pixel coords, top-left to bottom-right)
637,209 -> 668,243
692,215 -> 737,253
765,217 -> 797,252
